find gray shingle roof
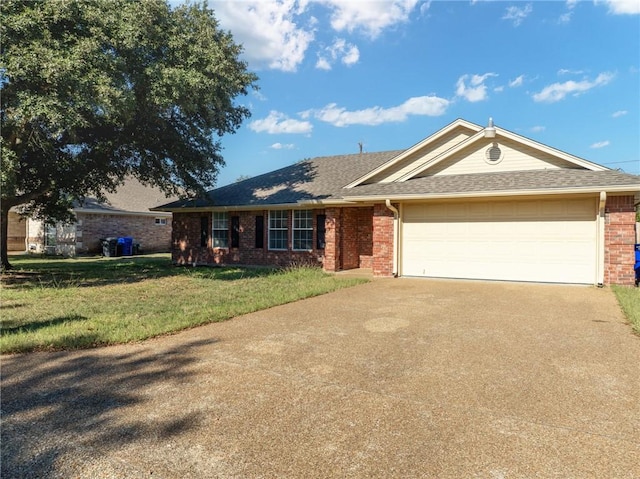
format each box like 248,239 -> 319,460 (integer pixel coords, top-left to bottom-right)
156,152 -> 640,211
76,177 -> 178,213
157,151 -> 402,209
340,169 -> 640,199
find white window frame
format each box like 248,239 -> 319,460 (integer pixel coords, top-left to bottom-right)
292,210 -> 313,251
268,210 -> 288,250
155,217 -> 167,226
212,212 -> 229,248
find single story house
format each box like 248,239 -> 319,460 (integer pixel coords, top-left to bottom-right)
11,177 -> 176,256
155,119 -> 640,285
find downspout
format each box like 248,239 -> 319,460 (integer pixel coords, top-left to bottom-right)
385,199 -> 399,277
597,191 -> 606,287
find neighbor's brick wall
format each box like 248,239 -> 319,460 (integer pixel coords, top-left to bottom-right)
372,203 -> 395,277
604,195 -> 636,286
78,213 -> 172,254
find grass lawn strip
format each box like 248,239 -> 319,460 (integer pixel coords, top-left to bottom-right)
1,255 -> 368,353
612,285 -> 640,335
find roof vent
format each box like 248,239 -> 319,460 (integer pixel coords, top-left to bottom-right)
484,117 -> 496,138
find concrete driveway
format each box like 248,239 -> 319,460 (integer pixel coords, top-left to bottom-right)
2,279 -> 639,478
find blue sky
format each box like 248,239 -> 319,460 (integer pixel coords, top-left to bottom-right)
196,1 -> 639,186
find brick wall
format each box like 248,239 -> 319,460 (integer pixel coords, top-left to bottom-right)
372,203 -> 395,277
604,195 -> 637,286
78,213 -> 172,254
172,210 -> 326,268
320,206 -> 374,272
324,208 -> 340,272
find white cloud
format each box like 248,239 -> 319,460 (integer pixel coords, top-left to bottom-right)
307,95 -> 449,127
530,125 -> 546,133
558,11 -> 573,23
211,1 -> 422,71
532,72 -> 615,103
558,68 -> 585,75
271,142 -> 296,149
566,0 -> 578,8
320,0 -> 420,38
612,110 -> 628,117
509,75 -> 525,88
590,140 -> 610,149
455,73 -> 498,102
316,38 -> 360,70
502,3 -> 533,26
249,111 -> 313,134
598,0 -> 640,14
211,1 -> 314,72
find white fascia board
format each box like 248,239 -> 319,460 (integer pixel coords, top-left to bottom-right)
344,118 -> 482,188
396,125 -> 609,182
396,130 -> 486,181
495,128 -> 609,171
342,185 -> 640,202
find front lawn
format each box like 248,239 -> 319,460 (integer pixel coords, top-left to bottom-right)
612,285 -> 640,335
0,254 -> 368,354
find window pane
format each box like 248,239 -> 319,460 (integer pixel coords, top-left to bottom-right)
268,210 -> 288,250
292,210 -> 313,251
212,212 -> 229,248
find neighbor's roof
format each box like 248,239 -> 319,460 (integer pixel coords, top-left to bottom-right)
75,177 -> 178,214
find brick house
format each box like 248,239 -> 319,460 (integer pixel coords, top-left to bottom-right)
156,119 -> 640,285
15,178 -> 176,256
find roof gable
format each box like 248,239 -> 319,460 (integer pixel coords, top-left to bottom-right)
347,119 -> 608,188
346,118 -> 481,187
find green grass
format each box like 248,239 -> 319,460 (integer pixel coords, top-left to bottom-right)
1,254 -> 368,354
612,285 -> 640,335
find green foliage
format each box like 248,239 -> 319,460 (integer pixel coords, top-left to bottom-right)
612,285 -> 640,335
0,255 -> 368,353
0,0 -> 258,267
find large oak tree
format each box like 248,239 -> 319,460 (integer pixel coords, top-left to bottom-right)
0,0 -> 258,269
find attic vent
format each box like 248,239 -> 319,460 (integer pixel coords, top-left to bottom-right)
485,143 -> 503,164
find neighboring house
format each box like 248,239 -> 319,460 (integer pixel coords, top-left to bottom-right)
13,178 -> 176,256
155,119 -> 640,286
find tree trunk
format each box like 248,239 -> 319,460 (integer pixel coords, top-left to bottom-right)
1,202 -> 13,270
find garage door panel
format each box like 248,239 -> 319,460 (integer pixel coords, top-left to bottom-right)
401,198 -> 597,284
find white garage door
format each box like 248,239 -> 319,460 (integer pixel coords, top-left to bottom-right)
401,198 -> 597,284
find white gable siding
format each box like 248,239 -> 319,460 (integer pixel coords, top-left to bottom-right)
366,128 -> 476,183
421,138 -> 579,177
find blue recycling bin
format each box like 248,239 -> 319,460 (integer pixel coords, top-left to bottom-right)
117,237 -> 134,256
634,244 -> 640,286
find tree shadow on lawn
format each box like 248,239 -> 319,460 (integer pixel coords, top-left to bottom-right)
1,255 -> 281,289
0,338 -> 217,478
1,314 -> 88,335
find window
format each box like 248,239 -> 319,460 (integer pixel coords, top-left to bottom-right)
200,216 -> 209,247
293,210 -> 313,251
212,212 -> 229,248
44,223 -> 57,247
231,216 -> 240,248
155,217 -> 167,226
268,210 -> 288,250
255,215 -> 264,249
316,214 -> 326,249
